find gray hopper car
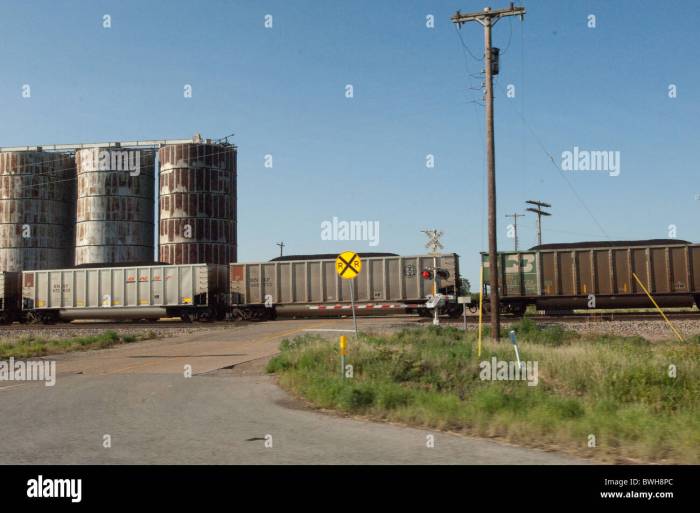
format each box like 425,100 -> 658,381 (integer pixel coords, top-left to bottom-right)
22,263 -> 228,324
229,253 -> 462,320
0,271 -> 22,324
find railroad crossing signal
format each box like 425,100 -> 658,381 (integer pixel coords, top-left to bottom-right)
336,252 -> 361,337
336,251 -> 362,280
422,229 -> 444,255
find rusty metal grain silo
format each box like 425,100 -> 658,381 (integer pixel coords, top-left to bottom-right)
75,147 -> 155,265
0,151 -> 76,271
159,142 -> 237,265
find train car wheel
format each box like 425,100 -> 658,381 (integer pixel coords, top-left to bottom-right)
40,313 -> 56,325
506,304 -> 527,317
196,310 -> 211,322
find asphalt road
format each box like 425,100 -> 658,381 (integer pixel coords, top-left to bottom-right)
0,318 -> 586,464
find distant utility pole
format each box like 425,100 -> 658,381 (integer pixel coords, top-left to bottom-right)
505,213 -> 525,251
276,241 -> 286,257
452,2 -> 526,341
526,200 -> 552,246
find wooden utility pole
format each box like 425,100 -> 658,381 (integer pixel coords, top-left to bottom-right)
505,213 -> 525,251
452,3 -> 525,341
276,241 -> 286,257
526,200 -> 551,246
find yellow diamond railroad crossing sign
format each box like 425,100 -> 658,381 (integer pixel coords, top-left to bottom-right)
336,251 -> 362,280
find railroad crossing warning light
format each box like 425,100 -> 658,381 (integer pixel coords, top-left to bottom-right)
422,268 -> 449,280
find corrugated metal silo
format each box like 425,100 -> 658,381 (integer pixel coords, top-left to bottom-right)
159,142 -> 237,265
75,147 -> 155,265
0,151 -> 76,271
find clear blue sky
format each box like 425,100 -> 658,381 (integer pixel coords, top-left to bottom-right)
1,0 -> 698,286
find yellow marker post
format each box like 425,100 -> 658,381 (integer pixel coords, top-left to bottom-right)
478,264 -> 484,357
631,272 -> 684,342
339,335 -> 348,379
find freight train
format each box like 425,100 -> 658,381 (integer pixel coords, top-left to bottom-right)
482,239 -> 700,314
3,253 -> 462,324
1,240 -> 698,324
229,253 -> 463,320
19,263 -> 229,324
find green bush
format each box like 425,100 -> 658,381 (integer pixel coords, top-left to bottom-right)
267,325 -> 700,463
510,318 -> 574,346
547,397 -> 585,419
377,385 -> 413,409
0,330 -> 153,358
338,385 -> 375,410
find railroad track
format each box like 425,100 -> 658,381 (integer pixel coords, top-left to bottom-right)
433,311 -> 700,324
1,311 -> 699,331
0,321 -> 235,330
536,312 -> 700,322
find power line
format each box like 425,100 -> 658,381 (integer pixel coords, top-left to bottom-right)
0,134 -> 236,174
499,16 -> 514,55
452,20 -> 487,251
494,78 -> 611,240
0,144 -> 238,193
453,23 -> 483,62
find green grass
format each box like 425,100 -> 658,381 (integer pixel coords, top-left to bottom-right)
0,330 -> 158,358
267,320 -> 700,463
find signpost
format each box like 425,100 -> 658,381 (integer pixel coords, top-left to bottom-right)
509,330 -> 524,370
339,335 -> 348,379
336,251 -> 361,338
478,264 -> 484,357
458,296 -> 471,332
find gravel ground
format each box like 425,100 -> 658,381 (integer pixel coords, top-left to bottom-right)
3,317 -> 699,345
554,320 -> 700,341
460,319 -> 700,341
0,324 -> 228,344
